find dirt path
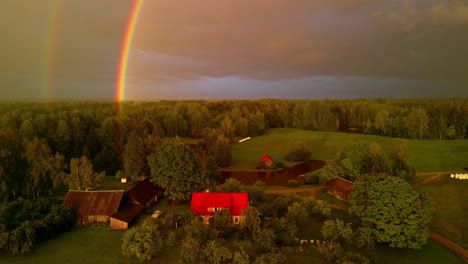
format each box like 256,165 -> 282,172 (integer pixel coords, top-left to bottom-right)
429,231 -> 468,259
266,186 -> 326,196
413,174 -> 442,187
415,171 -> 466,176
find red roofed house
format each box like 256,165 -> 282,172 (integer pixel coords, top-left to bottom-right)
259,152 -> 274,168
190,192 -> 249,224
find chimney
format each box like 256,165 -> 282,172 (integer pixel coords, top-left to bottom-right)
205,189 -> 210,193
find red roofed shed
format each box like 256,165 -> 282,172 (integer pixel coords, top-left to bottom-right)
259,152 -> 274,168
190,193 -> 249,224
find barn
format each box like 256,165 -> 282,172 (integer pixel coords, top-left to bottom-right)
325,178 -> 353,201
259,152 -> 274,168
64,190 -> 124,226
190,192 -> 249,224
109,178 -> 164,230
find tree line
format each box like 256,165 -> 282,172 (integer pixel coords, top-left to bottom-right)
0,99 -> 466,200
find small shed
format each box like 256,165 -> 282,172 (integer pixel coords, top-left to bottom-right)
325,178 -> 353,201
64,190 -> 124,226
110,202 -> 144,230
259,153 -> 274,168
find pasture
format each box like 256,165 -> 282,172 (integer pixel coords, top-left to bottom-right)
230,128 -> 468,172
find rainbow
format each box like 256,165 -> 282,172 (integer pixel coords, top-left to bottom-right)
116,0 -> 145,103
43,0 -> 63,101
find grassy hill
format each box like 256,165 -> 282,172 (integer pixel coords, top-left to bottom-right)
230,128 -> 468,172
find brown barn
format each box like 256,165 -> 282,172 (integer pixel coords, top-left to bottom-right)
325,178 -> 353,201
64,190 -> 124,226
109,178 -> 164,230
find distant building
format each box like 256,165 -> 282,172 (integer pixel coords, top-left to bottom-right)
64,190 -> 124,227
259,152 -> 274,168
190,192 -> 249,224
325,178 -> 353,201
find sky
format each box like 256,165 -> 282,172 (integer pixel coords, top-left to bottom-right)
1,0 -> 467,101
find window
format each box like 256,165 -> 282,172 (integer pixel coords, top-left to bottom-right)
214,207 -> 223,212
234,216 -> 240,224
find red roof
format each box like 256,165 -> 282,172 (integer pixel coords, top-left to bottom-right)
190,193 -> 249,216
259,152 -> 274,162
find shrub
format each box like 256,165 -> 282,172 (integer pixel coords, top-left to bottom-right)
287,179 -> 299,188
284,142 -> 311,162
303,172 -> 319,184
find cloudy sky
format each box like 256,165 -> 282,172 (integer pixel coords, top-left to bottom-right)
1,0 -> 467,100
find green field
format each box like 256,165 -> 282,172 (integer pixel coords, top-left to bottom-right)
230,128 -> 468,172
416,174 -> 468,248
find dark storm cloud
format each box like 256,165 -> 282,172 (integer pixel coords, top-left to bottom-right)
0,0 -> 467,100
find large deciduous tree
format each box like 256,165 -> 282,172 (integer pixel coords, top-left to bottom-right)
67,156 -> 105,191
213,134 -> 232,167
148,142 -> 208,223
349,175 -> 433,249
405,108 -> 429,139
390,139 -> 415,182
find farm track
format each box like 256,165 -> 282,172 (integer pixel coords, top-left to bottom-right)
415,171 -> 466,176
267,184 -> 468,260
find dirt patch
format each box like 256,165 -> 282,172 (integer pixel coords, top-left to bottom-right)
414,175 -> 441,187
434,178 -> 452,185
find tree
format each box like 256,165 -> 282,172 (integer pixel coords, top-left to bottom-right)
181,236 -> 204,263
121,223 -> 164,262
389,139 -> 415,182
241,207 -> 261,233
205,155 -> 222,187
209,210 -> 233,237
253,252 -> 287,264
321,219 -> 353,244
405,108 -> 429,139
203,240 -> 233,264
349,176 -> 433,249
213,134 -> 232,167
148,142 -> 208,223
374,109 -> 390,135
253,228 -> 277,253
67,156 -> 104,191
123,131 -> 157,181
220,116 -> 235,142
285,202 -> 308,226
284,142 -> 311,162
22,137 -> 66,197
355,227 -> 375,249
233,249 -> 250,264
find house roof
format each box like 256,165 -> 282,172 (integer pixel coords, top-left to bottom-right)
325,178 -> 353,197
64,190 -> 124,217
259,152 -> 274,162
127,178 -> 164,206
110,201 -> 144,223
190,193 -> 249,216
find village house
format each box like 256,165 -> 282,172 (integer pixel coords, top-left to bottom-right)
190,192 -> 249,224
325,177 -> 353,201
259,152 -> 274,168
64,177 -> 164,230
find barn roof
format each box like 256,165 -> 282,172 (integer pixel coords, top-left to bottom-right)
64,190 -> 124,217
127,178 -> 164,206
190,193 -> 248,216
110,202 -> 144,223
259,152 -> 274,162
325,178 -> 353,197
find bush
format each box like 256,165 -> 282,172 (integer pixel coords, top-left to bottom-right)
303,172 -> 319,184
284,142 -> 311,162
271,162 -> 286,170
287,179 -> 299,188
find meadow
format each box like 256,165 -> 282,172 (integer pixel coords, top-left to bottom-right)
230,128 -> 468,172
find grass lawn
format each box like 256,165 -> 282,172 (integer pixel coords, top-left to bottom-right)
231,128 -> 468,172
317,188 -> 350,208
416,174 -> 468,248
0,226 -> 136,264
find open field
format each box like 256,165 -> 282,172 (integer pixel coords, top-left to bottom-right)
231,128 -> 468,172
415,174 -> 468,249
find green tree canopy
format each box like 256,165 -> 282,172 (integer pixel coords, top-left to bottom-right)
350,175 -> 433,249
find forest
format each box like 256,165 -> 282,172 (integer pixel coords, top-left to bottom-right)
0,99 -> 467,201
